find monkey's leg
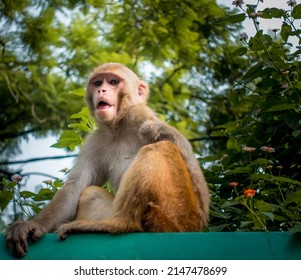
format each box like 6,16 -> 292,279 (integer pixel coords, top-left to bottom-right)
75,186 -> 114,221
109,141 -> 202,232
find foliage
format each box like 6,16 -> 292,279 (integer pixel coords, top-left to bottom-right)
0,0 -> 300,233
0,172 -> 65,227
207,0 -> 301,232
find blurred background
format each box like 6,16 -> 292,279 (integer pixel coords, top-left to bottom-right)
1,0 -> 300,233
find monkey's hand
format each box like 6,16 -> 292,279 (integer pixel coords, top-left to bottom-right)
139,120 -> 176,144
57,221 -> 107,240
5,220 -> 46,258
57,221 -> 94,240
57,220 -> 130,239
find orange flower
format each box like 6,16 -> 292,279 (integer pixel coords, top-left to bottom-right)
230,182 -> 239,187
244,188 -> 256,198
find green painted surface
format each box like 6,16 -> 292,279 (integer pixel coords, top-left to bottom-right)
0,232 -> 300,260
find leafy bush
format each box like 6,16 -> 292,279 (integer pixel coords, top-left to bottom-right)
0,174 -> 64,224
207,0 -> 301,232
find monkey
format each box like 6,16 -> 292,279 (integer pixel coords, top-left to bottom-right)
5,62 -> 210,257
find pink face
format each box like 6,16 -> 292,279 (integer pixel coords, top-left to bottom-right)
89,73 -> 124,123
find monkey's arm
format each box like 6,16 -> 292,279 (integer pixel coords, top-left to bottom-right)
5,185 -> 80,257
5,177 -> 88,257
5,137 -> 103,257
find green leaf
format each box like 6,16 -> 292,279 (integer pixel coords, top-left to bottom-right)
51,130 -> 82,150
249,32 -> 272,51
223,13 -> 246,23
266,103 -> 296,112
241,62 -> 265,84
249,173 -> 273,181
33,188 -> 54,201
281,23 -> 292,42
20,191 -> 36,198
255,200 -> 276,212
71,107 -> 91,120
69,88 -> 85,97
222,200 -> 240,207
226,138 -> 240,151
240,220 -> 253,229
208,224 -> 229,232
275,176 -> 301,186
232,47 -> 248,56
262,212 -> 275,221
0,190 -> 14,210
253,158 -> 273,166
1,178 -> 17,189
284,190 -> 301,205
210,130 -> 225,137
226,167 -> 252,175
210,206 -> 231,219
288,224 -> 301,233
202,155 -> 220,162
69,122 -> 91,133
162,83 -> 174,101
292,129 -> 301,138
292,4 -> 301,19
261,8 -> 285,19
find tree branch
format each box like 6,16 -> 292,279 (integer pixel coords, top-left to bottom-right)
0,128 -> 44,140
22,171 -> 60,180
189,136 -> 225,142
0,154 -> 77,165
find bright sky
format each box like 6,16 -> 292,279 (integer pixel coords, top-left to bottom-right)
12,0 -> 298,190
11,135 -> 75,190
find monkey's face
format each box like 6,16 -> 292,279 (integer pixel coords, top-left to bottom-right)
86,63 -> 149,126
89,73 -> 123,123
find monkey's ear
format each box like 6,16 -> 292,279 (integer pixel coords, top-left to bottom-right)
138,81 -> 149,102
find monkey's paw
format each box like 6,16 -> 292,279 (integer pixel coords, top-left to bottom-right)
57,221 -> 97,240
5,220 -> 46,258
56,222 -> 78,240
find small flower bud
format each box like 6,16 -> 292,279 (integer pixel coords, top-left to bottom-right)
11,174 -> 23,183
287,0 -> 297,7
260,146 -> 275,153
240,32 -> 249,41
242,146 -> 256,152
232,0 -> 245,8
43,180 -> 52,185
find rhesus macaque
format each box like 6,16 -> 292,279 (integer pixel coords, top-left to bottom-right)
5,62 -> 210,257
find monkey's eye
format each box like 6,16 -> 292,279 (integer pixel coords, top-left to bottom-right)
93,80 -> 102,87
109,78 -> 119,86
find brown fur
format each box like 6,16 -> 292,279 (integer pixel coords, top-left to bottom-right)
5,62 -> 209,257
58,141 -> 201,237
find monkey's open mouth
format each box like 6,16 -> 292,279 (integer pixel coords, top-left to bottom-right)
97,101 -> 112,110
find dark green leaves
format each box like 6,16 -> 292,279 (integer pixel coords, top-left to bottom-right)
260,8 -> 285,19
240,62 -> 265,84
292,4 -> 301,19
248,31 -> 272,51
223,13 -> 246,23
281,23 -> 292,42
232,47 -> 248,56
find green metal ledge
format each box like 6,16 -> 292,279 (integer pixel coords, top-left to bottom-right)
1,232 -> 300,260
